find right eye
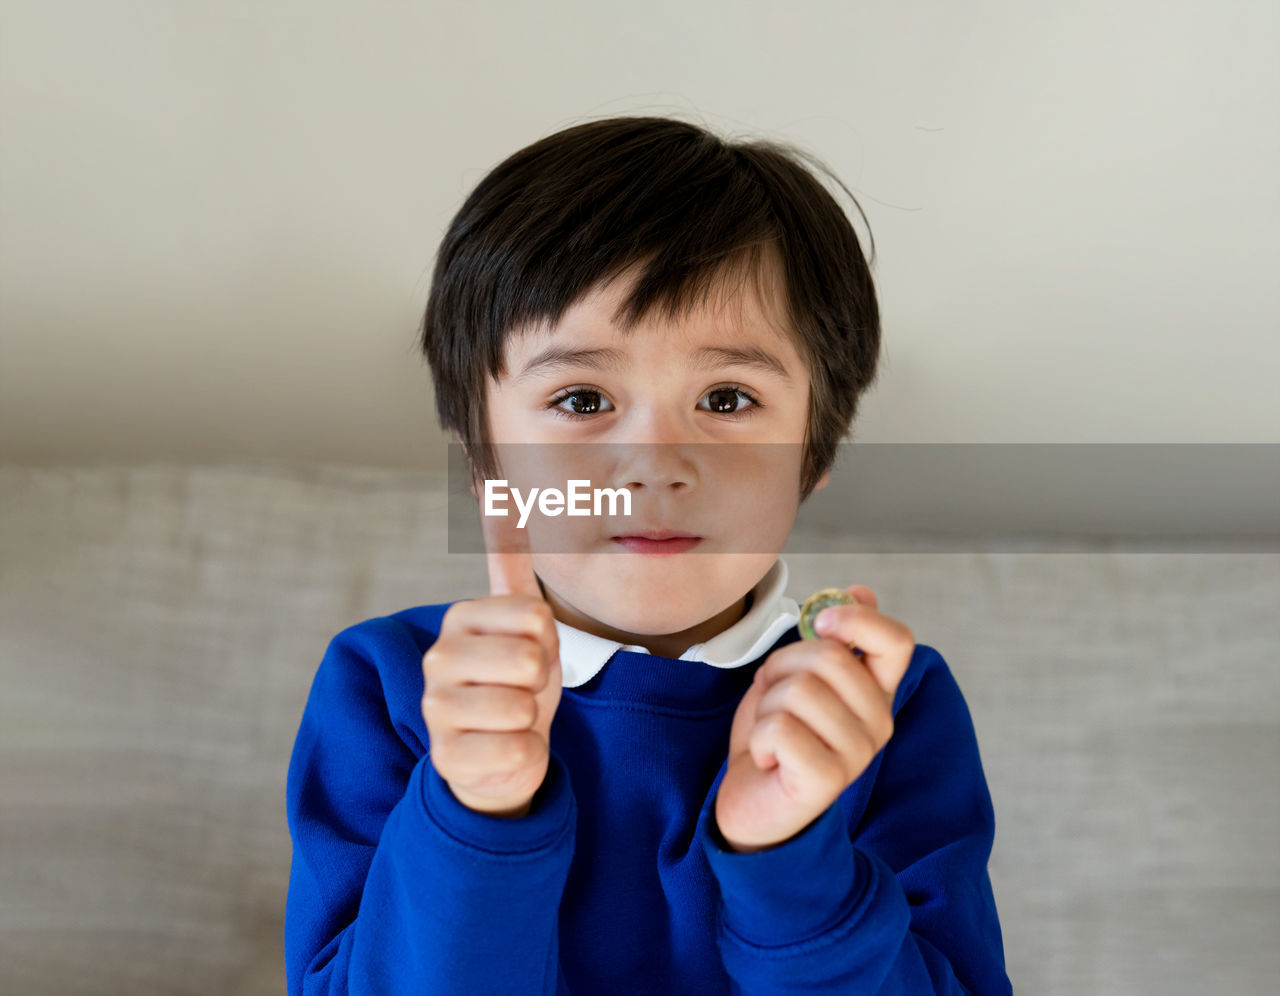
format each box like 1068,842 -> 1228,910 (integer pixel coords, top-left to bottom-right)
546,387 -> 613,420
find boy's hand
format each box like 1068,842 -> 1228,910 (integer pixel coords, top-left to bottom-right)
420,500 -> 563,818
714,586 -> 915,853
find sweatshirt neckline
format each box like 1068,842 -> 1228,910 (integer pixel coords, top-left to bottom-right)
554,557 -> 801,690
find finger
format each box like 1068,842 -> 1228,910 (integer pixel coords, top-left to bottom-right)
481,490 -> 544,599
439,729 -> 544,780
846,584 -> 878,611
424,683 -> 538,733
756,640 -> 894,725
811,601 -> 914,700
833,586 -> 876,656
425,632 -> 552,691
754,670 -> 885,771
749,711 -> 845,794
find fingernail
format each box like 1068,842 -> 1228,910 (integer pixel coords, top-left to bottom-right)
815,610 -> 834,633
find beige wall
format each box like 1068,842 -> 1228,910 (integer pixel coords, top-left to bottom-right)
2,1 -> 1277,475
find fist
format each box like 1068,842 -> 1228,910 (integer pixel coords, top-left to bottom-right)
714,585 -> 915,853
421,491 -> 563,818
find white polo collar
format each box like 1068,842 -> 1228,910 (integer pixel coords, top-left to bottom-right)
551,556 -> 801,689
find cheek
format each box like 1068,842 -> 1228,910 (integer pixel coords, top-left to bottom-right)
714,461 -> 801,551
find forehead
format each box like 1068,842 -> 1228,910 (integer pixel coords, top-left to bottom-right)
503,252 -> 803,375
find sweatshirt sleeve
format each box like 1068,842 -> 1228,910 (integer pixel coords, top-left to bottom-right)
284,624 -> 578,995
696,646 -> 1012,994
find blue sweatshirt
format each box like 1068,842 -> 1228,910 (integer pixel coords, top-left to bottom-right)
285,565 -> 1011,994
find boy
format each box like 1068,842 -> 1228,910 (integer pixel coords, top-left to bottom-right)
285,115 -> 1011,994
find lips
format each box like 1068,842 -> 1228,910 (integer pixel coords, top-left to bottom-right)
611,529 -> 701,541
611,533 -> 702,554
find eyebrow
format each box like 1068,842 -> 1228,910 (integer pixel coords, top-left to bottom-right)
515,343 -> 794,384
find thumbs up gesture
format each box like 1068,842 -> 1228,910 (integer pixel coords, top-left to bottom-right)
420,500 -> 564,818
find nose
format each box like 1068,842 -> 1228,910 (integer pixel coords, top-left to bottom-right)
613,442 -> 696,494
609,408 -> 699,494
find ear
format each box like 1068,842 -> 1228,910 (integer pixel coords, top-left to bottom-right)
813,470 -> 831,491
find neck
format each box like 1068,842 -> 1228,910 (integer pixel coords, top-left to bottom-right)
540,582 -> 750,660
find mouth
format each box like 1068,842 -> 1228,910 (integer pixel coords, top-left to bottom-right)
610,529 -> 703,554
613,529 -> 700,541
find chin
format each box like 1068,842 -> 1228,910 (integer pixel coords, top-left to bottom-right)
586,594 -> 719,638
534,551 -> 756,634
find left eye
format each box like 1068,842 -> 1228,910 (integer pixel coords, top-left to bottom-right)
698,387 -> 760,416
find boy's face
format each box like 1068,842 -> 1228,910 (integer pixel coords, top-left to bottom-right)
478,260 -> 829,657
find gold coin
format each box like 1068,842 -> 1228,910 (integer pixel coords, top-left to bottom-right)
798,587 -> 857,640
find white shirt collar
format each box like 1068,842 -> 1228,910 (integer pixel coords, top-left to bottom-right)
552,556 -> 800,689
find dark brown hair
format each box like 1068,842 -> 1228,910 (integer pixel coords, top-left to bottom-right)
417,114 -> 881,502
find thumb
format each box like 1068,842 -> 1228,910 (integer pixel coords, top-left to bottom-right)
480,488 -> 544,600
